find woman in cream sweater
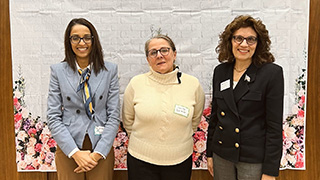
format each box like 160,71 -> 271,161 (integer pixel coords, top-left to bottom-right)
122,34 -> 205,180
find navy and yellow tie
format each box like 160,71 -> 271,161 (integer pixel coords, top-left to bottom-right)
77,68 -> 94,119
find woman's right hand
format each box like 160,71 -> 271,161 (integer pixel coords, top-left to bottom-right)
72,150 -> 98,173
207,157 -> 214,177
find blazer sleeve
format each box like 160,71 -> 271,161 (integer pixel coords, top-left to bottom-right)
206,67 -> 219,157
47,65 -> 78,156
262,65 -> 284,176
93,64 -> 120,156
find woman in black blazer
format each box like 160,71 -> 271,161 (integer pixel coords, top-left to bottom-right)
206,15 -> 284,180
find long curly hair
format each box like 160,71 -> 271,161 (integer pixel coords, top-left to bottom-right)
216,15 -> 275,65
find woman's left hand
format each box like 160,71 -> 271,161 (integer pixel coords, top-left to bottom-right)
74,152 -> 102,173
261,174 -> 276,180
73,150 -> 98,173
207,157 -> 214,177
90,152 -> 103,162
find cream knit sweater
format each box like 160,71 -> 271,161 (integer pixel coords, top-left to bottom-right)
122,67 -> 205,166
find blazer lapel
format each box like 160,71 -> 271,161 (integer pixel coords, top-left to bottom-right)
89,68 -> 106,98
220,63 -> 239,117
233,63 -> 257,103
64,64 -> 82,98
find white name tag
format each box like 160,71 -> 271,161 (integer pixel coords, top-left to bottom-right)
94,126 -> 104,136
174,105 -> 189,117
220,79 -> 230,91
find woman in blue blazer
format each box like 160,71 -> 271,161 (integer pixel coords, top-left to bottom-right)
206,15 -> 284,180
47,18 -> 120,180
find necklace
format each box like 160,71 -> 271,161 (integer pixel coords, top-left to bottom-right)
234,67 -> 248,73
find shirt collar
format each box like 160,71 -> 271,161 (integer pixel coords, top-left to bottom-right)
76,62 -> 91,71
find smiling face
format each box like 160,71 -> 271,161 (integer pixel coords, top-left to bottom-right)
147,38 -> 177,74
70,24 -> 92,62
232,27 -> 257,63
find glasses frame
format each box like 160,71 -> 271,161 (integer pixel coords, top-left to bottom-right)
232,35 -> 258,46
148,47 -> 171,58
69,35 -> 94,44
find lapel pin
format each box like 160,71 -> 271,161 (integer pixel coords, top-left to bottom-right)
244,74 -> 251,82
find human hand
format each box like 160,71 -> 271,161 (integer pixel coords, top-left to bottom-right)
207,157 -> 214,177
261,174 -> 276,180
72,150 -> 98,173
90,152 -> 103,162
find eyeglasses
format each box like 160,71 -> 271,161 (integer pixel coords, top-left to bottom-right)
70,35 -> 93,44
148,47 -> 170,58
232,35 -> 257,45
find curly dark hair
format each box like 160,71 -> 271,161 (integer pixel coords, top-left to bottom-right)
216,15 -> 275,65
63,18 -> 106,75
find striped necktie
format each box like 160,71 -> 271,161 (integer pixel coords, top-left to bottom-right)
77,68 -> 94,119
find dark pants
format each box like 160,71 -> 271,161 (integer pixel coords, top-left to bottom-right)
127,152 -> 192,180
212,152 -> 262,180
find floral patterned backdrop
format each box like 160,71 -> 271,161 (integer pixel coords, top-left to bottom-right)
280,70 -> 306,169
14,69 -> 57,171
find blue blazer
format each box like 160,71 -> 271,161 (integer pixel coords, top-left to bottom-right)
206,62 -> 284,176
47,61 -> 120,157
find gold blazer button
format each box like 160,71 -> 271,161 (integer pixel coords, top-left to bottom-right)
235,128 -> 240,133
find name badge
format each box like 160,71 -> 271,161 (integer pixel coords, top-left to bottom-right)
94,126 -> 104,136
174,105 -> 189,117
220,79 -> 230,91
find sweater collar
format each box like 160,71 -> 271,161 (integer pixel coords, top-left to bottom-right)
147,66 -> 180,85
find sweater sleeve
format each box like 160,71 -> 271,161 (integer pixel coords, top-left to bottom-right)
192,82 -> 205,132
122,82 -> 135,136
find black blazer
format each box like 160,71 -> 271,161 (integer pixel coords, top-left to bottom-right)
206,62 -> 284,176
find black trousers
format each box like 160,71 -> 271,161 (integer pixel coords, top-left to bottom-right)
127,152 -> 192,180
